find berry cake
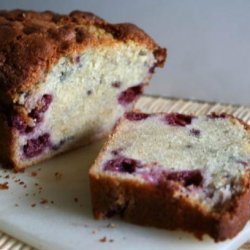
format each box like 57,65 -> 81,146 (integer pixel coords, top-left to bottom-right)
89,111 -> 250,241
0,10 -> 166,170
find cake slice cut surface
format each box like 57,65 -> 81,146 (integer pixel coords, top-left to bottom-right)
89,111 -> 250,241
0,10 -> 166,170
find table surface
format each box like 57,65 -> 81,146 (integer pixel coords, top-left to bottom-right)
1,95 -> 250,250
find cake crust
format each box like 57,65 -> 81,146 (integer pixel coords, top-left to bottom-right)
0,9 -> 166,101
90,172 -> 250,241
89,112 -> 250,241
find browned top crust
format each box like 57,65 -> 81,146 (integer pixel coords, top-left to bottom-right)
0,9 -> 166,101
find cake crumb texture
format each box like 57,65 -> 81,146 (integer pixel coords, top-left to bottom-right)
89,112 -> 250,241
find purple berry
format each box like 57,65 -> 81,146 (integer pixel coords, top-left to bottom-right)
9,94 -> 53,134
39,94 -> 53,112
165,113 -> 194,127
125,111 -> 150,121
190,128 -> 201,137
28,109 -> 42,122
10,115 -> 34,134
164,170 -> 203,187
29,94 -> 53,122
75,55 -> 81,63
141,169 -> 203,187
11,115 -> 27,132
118,84 -> 143,106
104,157 -> 142,173
112,81 -> 121,88
23,133 -> 51,158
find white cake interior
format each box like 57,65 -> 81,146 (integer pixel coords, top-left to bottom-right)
97,113 -> 250,209
13,42 -> 156,167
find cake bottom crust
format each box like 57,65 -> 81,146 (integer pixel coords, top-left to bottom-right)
89,174 -> 250,242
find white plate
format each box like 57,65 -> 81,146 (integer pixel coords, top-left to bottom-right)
0,96 -> 250,250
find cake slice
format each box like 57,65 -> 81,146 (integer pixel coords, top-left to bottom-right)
0,10 -> 166,170
89,111 -> 250,241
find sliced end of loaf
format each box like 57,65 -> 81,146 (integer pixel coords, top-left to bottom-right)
89,111 -> 250,241
3,43 -> 160,170
0,9 -> 166,170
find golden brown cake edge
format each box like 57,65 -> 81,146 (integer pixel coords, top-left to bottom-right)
0,9 -> 166,102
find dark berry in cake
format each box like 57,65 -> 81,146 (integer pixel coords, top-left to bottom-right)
165,113 -> 194,127
112,81 -> 121,88
23,133 -> 51,158
125,111 -> 150,121
118,84 -> 143,106
104,157 -> 142,174
190,128 -> 201,137
38,94 -> 53,112
162,170 -> 203,187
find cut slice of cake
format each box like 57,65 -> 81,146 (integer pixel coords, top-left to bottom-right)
0,10 -> 166,170
89,111 -> 250,241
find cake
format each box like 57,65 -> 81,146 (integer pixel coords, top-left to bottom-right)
89,111 -> 250,241
0,10 -> 166,170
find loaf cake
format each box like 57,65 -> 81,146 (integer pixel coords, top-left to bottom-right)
0,10 -> 166,170
89,111 -> 250,241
